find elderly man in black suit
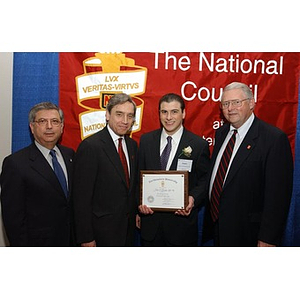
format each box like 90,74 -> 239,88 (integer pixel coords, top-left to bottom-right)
137,93 -> 210,246
204,82 -> 293,246
73,93 -> 138,246
0,102 -> 75,246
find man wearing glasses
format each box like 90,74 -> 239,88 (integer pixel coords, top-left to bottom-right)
0,102 -> 75,246
204,82 -> 293,246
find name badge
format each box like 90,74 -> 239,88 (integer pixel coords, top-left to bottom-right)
177,159 -> 193,172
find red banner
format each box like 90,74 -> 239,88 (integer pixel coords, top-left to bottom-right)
59,52 -> 299,154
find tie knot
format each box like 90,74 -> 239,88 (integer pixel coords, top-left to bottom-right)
167,136 -> 172,142
232,129 -> 238,139
50,149 -> 56,158
118,138 -> 125,150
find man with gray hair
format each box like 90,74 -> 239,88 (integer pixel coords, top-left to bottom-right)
0,102 -> 75,246
203,82 -> 293,246
73,93 -> 138,246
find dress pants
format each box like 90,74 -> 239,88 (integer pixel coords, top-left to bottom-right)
141,223 -> 197,247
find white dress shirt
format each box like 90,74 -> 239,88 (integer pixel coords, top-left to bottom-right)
34,140 -> 69,187
160,126 -> 184,171
107,125 -> 130,175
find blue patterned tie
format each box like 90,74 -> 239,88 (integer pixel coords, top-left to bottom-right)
50,149 -> 68,197
160,136 -> 172,170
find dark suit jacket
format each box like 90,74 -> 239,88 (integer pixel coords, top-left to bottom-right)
0,143 -> 75,246
139,128 -> 210,245
203,116 -> 293,246
72,126 -> 138,246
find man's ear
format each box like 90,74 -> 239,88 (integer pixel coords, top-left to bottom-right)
249,98 -> 256,111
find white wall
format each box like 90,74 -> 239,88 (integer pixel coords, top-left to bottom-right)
0,52 -> 13,246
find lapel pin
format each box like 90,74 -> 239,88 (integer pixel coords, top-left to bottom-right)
247,145 -> 251,150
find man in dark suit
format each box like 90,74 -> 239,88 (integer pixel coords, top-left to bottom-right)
137,93 -> 210,246
73,93 -> 138,246
0,102 -> 75,246
204,82 -> 293,246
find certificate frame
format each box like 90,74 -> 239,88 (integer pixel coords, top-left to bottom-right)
140,170 -> 189,212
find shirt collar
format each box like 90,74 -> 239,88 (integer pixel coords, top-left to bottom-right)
35,140 -> 59,156
230,113 -> 255,140
161,125 -> 184,145
107,124 -> 123,142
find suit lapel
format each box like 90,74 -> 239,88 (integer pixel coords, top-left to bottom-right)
57,145 -> 74,193
29,144 -> 65,196
125,135 -> 136,190
169,128 -> 192,170
101,127 -> 133,189
151,129 -> 163,170
223,118 -> 259,189
101,127 -> 127,184
208,124 -> 230,178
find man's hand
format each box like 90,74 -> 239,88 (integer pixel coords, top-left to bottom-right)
81,240 -> 96,247
257,240 -> 276,247
175,196 -> 194,216
136,214 -> 141,229
138,204 -> 154,215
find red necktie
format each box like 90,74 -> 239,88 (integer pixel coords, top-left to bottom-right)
118,138 -> 130,188
210,130 -> 237,222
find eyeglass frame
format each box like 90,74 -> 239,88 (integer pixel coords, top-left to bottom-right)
220,98 -> 250,109
33,118 -> 62,127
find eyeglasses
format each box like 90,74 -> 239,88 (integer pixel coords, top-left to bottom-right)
33,118 -> 62,126
220,98 -> 250,109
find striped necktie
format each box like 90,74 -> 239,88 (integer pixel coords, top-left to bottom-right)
210,130 -> 237,222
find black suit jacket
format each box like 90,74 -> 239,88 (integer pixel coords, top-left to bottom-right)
0,143 -> 75,246
72,126 -> 138,246
204,116 -> 293,246
138,128 -> 210,245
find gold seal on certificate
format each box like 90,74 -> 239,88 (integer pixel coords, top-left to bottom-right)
140,171 -> 188,211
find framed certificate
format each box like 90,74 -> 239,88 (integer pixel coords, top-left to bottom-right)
140,171 -> 189,212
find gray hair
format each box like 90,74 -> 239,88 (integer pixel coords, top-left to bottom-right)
222,82 -> 254,100
106,93 -> 137,117
28,102 -> 64,123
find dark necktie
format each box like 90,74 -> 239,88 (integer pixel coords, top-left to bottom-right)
160,136 -> 172,170
50,149 -> 68,197
118,138 -> 130,188
210,130 -> 237,222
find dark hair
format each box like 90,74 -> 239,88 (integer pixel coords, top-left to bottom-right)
106,93 -> 137,117
159,93 -> 185,112
28,102 -> 64,123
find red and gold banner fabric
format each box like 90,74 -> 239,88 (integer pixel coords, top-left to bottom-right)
59,52 -> 299,153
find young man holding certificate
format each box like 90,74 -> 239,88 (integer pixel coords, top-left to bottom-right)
137,93 -> 210,246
